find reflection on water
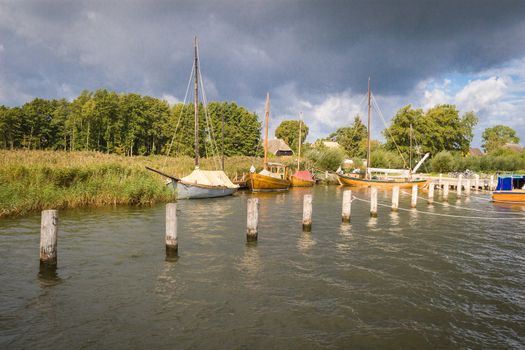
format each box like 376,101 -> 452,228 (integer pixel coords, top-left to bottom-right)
1,187 -> 524,349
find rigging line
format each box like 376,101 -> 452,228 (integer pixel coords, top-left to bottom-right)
399,190 -> 524,214
370,95 -> 408,168
351,195 -> 525,220
197,54 -> 221,169
164,61 -> 195,167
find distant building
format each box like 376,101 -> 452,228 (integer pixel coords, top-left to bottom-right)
503,143 -> 523,152
268,139 -> 294,156
322,141 -> 342,149
469,148 -> 483,156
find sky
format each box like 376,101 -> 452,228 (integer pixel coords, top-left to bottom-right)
1,0 -> 524,147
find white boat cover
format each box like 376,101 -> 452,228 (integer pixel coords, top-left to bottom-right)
181,169 -> 239,188
259,169 -> 283,179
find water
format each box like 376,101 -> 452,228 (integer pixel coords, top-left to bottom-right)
1,186 -> 524,349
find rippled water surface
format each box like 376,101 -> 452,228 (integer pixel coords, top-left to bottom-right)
1,186 -> 524,349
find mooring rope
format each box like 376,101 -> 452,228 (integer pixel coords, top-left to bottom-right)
399,190 -> 523,215
352,195 -> 525,220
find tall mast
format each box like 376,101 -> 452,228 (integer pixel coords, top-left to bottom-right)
297,112 -> 302,171
409,123 -> 413,173
264,93 -> 270,169
366,77 -> 371,179
221,112 -> 225,171
193,36 -> 199,168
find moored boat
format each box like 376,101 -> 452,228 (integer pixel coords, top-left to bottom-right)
291,170 -> 315,187
492,175 -> 525,203
336,78 -> 429,189
249,93 -> 291,192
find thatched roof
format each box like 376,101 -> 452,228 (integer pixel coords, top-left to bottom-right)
469,148 -> 483,156
503,143 -> 523,152
268,139 -> 293,155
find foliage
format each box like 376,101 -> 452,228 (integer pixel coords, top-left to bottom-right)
383,104 -> 478,161
481,125 -> 520,153
328,115 -> 367,158
369,149 -> 405,169
430,151 -> 456,173
275,120 -> 309,153
304,147 -> 346,171
0,91 -> 262,157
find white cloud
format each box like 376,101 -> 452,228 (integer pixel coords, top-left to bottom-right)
455,76 -> 507,113
161,94 -> 179,106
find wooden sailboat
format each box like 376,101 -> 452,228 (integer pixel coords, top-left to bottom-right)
169,37 -> 239,199
290,113 -> 315,187
337,78 -> 428,189
248,93 -> 290,192
492,175 -> 525,203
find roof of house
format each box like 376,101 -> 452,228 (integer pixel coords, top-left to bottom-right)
322,141 -> 341,148
503,143 -> 523,152
469,148 -> 483,156
268,139 -> 293,154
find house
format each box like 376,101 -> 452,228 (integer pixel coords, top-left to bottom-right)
268,139 -> 294,156
469,148 -> 483,156
322,141 -> 342,149
503,143 -> 523,152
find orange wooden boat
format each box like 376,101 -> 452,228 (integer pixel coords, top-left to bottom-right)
290,170 -> 315,187
337,173 -> 427,189
492,175 -> 525,203
249,94 -> 290,192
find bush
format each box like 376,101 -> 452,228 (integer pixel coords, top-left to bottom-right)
305,147 -> 346,171
430,151 -> 456,173
370,149 -> 404,169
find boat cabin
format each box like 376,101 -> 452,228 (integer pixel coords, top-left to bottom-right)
496,175 -> 525,191
266,162 -> 288,179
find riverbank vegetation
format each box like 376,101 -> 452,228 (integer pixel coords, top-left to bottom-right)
0,150 -> 258,217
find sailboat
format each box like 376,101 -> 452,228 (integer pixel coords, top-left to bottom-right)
290,113 -> 315,187
248,93 -> 291,191
337,78 -> 429,189
160,37 -> 239,199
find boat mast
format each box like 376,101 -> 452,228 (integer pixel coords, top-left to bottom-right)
193,36 -> 199,168
297,112 -> 302,171
409,123 -> 413,174
221,112 -> 225,171
264,93 -> 269,170
366,77 -> 371,180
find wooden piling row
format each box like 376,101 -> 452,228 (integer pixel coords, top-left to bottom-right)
370,187 -> 378,217
391,186 -> 399,211
165,203 -> 178,257
428,183 -> 434,204
342,190 -> 352,222
411,184 -> 418,208
246,198 -> 259,242
302,194 -> 312,232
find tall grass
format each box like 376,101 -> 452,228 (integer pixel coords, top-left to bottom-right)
0,150 -> 261,217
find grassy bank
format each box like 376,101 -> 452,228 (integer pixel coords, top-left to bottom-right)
0,150 -> 259,217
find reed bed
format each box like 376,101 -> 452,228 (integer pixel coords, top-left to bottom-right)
0,150 -> 260,217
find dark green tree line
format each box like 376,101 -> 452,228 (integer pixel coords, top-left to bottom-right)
0,90 -> 262,157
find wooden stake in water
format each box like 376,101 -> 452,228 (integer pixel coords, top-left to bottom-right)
165,203 -> 178,256
302,194 -> 313,231
342,190 -> 352,223
439,173 -> 443,187
247,198 -> 259,242
457,174 -> 463,197
465,179 -> 471,196
443,183 -> 449,202
474,174 -> 480,192
370,187 -> 378,217
391,186 -> 399,212
489,175 -> 495,191
411,184 -> 418,208
428,183 -> 434,204
40,210 -> 58,267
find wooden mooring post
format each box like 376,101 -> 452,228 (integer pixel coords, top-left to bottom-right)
391,186 -> 399,212
370,187 -> 378,217
246,198 -> 259,242
40,210 -> 58,268
302,194 -> 312,232
428,183 -> 434,204
489,175 -> 495,191
342,190 -> 352,223
457,174 -> 463,197
411,184 -> 418,208
443,182 -> 449,202
465,179 -> 471,196
165,203 -> 178,257
474,174 -> 480,192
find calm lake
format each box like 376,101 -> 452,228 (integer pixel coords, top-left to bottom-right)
1,186 -> 524,349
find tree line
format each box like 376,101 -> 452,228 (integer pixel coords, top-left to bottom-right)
0,89 -> 262,157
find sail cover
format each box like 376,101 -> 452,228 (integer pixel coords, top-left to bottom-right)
293,170 -> 314,181
181,169 -> 239,188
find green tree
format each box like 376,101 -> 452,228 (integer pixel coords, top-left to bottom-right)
384,104 -> 478,160
481,125 -> 520,153
328,115 -> 367,158
275,120 -> 309,153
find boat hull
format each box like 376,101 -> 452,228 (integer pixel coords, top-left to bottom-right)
492,191 -> 525,203
290,175 -> 315,187
171,181 -> 237,199
337,173 -> 428,189
249,173 -> 290,192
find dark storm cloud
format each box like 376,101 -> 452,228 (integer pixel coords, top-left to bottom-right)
1,0 -> 524,105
